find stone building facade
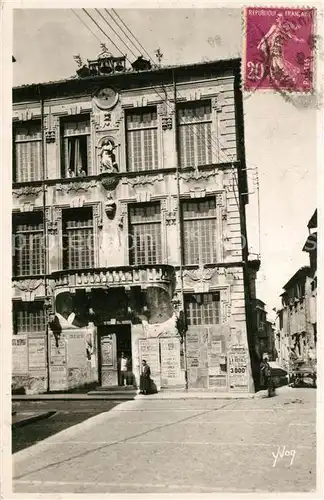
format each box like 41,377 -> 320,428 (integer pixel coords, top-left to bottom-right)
12,57 -> 259,394
275,210 -> 317,377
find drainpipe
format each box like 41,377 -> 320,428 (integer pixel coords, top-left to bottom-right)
38,85 -> 50,393
173,69 -> 188,391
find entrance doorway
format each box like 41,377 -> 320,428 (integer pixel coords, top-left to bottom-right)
98,324 -> 132,388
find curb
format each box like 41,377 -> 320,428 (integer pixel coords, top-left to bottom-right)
12,411 -> 56,429
12,394 -> 136,401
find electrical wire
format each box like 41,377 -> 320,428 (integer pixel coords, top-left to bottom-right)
95,9 -> 138,59
106,9 -> 143,58
82,9 -> 126,57
71,9 -> 102,44
111,8 -> 153,61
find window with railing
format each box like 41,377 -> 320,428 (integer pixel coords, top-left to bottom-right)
13,121 -> 42,182
62,207 -> 94,269
60,115 -> 91,178
185,292 -> 220,325
13,212 -> 44,276
13,301 -> 46,334
181,197 -> 217,265
177,101 -> 212,168
129,202 -> 162,265
126,107 -> 158,172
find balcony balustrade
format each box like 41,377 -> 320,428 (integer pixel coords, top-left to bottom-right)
51,265 -> 175,291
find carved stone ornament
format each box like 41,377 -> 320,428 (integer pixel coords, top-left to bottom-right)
99,172 -> 119,191
178,169 -> 218,182
45,130 -> 56,143
56,181 -> 97,194
13,279 -> 43,292
183,267 -> 217,283
45,207 -> 61,235
212,94 -> 226,112
122,174 -> 163,188
104,194 -> 116,219
92,109 -> 123,131
165,210 -> 177,226
13,186 -> 43,198
162,116 -> 173,130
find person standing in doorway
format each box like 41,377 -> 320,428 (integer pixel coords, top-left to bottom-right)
118,352 -> 128,386
140,359 -> 151,395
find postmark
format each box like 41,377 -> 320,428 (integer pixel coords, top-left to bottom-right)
243,7 -> 316,93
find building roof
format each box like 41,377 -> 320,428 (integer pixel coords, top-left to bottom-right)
13,58 -> 241,101
307,209 -> 317,229
282,266 -> 311,291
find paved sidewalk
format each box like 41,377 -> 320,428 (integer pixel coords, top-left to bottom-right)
13,387 -> 316,494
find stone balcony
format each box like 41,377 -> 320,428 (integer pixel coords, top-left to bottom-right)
51,265 -> 176,293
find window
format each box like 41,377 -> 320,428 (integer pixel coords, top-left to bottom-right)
60,115 -> 91,178
62,207 -> 94,269
126,107 -> 158,172
177,101 -> 212,168
129,202 -> 162,265
185,293 -> 220,325
13,212 -> 44,276
13,121 -> 42,182
181,197 -> 217,265
13,301 -> 45,334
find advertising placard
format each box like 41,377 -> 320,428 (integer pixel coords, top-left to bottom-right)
49,365 -> 67,391
68,331 -> 87,368
228,346 -> 249,392
12,335 -> 28,373
28,336 -> 46,370
160,338 -> 181,382
50,335 -> 66,366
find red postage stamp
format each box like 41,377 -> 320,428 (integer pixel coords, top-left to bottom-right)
243,7 -> 316,93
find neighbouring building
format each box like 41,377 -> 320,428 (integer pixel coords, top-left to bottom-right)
251,298 -> 276,362
12,52 -> 260,394
275,210 -> 317,375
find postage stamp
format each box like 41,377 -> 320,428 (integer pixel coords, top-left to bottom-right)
243,7 -> 316,93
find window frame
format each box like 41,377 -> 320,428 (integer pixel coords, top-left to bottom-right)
125,106 -> 159,172
181,196 -> 218,266
13,120 -> 42,183
60,114 -> 91,179
13,300 -> 46,335
184,292 -> 221,326
128,201 -> 162,265
12,211 -> 44,277
177,100 -> 213,169
62,206 -> 95,270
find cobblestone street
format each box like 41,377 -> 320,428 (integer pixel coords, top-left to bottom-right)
13,387 -> 316,494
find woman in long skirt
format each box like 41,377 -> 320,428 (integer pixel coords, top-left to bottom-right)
140,360 -> 151,395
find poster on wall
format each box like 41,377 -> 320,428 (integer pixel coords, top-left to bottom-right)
50,335 -> 67,366
228,346 -> 249,392
12,335 -> 28,373
160,338 -> 181,382
28,336 -> 46,370
50,365 -> 67,391
68,331 -> 87,368
139,338 -> 160,384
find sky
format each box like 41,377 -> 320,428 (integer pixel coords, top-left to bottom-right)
12,7 -> 317,317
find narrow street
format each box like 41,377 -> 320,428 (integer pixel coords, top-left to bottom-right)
13,387 -> 316,494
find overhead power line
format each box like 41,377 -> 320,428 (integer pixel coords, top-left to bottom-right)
83,9 -> 126,57
95,9 -> 138,59
71,9 -> 102,44
111,8 -> 153,62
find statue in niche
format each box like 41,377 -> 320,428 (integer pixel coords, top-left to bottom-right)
99,139 -> 119,173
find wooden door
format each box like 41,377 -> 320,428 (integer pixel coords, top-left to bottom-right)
99,333 -> 118,387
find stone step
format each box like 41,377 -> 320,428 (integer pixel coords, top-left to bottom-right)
94,385 -> 137,392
